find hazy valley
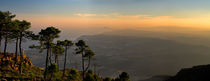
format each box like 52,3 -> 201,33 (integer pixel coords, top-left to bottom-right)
3,29 -> 210,81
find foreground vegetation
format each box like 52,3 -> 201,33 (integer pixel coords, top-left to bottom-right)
0,11 -> 131,81
0,53 -> 130,81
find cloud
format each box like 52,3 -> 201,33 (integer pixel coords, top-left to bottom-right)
75,13 -> 97,17
75,13 -> 151,19
75,13 -> 108,17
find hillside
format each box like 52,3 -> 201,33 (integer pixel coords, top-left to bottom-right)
166,64 -> 210,81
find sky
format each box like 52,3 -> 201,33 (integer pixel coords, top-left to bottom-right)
1,0 -> 210,38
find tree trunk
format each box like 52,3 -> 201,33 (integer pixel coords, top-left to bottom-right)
44,42 -> 50,80
57,56 -> 59,68
19,33 -> 23,74
0,36 -> 1,53
82,53 -> 85,80
62,46 -> 68,77
94,64 -> 96,74
49,73 -> 53,81
49,48 -> 52,64
55,54 -> 59,67
0,28 -> 2,53
55,54 -> 57,63
85,57 -> 91,72
3,33 -> 8,57
15,37 -> 19,64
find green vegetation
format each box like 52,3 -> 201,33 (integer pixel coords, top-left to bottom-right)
68,69 -> 81,81
0,10 -> 131,81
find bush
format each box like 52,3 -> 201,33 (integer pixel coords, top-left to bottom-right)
119,72 -> 130,81
104,77 -> 112,81
85,73 -> 95,81
68,69 -> 81,81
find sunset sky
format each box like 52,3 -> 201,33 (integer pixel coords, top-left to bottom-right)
1,0 -> 210,32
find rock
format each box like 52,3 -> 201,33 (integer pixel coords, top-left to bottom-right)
0,53 -> 33,71
167,64 -> 210,81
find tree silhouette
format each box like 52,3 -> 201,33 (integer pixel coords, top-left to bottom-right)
0,11 -> 5,53
16,20 -> 31,74
0,11 -> 15,55
3,21 -> 16,55
0,11 -> 15,53
49,42 -> 54,64
10,20 -> 21,60
75,40 -> 95,80
8,20 -> 22,65
84,49 -> 95,72
0,11 -> 4,53
30,27 -> 61,79
57,40 -> 74,77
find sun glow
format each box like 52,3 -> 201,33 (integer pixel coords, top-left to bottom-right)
15,13 -> 210,30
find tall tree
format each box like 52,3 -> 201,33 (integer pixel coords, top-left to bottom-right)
17,20 -> 31,74
30,27 -> 61,79
57,40 -> 74,77
84,49 -> 95,72
0,11 -> 15,55
18,20 -> 31,57
10,20 -> 21,63
3,21 -> 14,55
75,40 -> 95,80
49,43 -> 54,64
52,43 -> 64,66
0,11 -> 4,53
0,11 -> 10,53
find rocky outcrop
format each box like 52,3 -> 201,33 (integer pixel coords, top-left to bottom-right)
167,64 -> 210,81
0,52 -> 44,81
0,53 -> 33,71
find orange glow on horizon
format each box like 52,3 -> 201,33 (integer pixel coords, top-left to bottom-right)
15,13 -> 210,30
